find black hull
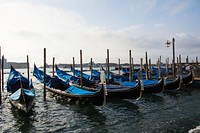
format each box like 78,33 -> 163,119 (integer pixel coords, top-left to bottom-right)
106,82 -> 142,100
143,78 -> 164,93
182,71 -> 193,85
46,85 -> 106,106
9,89 -> 35,113
7,66 -> 35,113
9,80 -> 29,93
164,76 -> 181,90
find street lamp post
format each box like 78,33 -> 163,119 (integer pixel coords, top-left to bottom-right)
165,37 -> 176,77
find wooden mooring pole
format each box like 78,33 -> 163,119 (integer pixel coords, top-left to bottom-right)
52,57 -> 55,77
196,56 -> 198,65
158,58 -> 161,78
149,58 -> 152,79
90,58 -> 93,79
2,55 -> 4,92
118,58 -> 120,75
107,49 -> 110,84
179,54 -> 182,71
145,52 -> 149,80
172,37 -> 176,77
27,55 -> 30,82
0,47 -> 1,105
132,57 -> 134,74
43,48 -> 46,101
186,55 -> 189,64
72,57 -> 75,76
129,50 -> 132,81
80,50 -> 83,88
166,58 -> 169,77
140,58 -> 143,71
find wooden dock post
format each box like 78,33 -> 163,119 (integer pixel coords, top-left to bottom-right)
172,37 -> 176,77
129,50 -> 132,81
132,57 -> 134,74
0,46 -> 1,105
196,56 -> 198,65
139,58 -> 143,80
179,54 -> 182,71
27,55 -> 30,81
118,58 -> 121,75
166,58 -> 169,77
140,58 -> 143,71
107,49 -> 110,84
149,58 -> 152,79
52,57 -> 55,77
177,56 -> 179,72
158,58 -> 161,78
72,57 -> 75,76
145,52 -> 149,80
2,55 -> 4,92
186,55 -> 189,64
90,58 -> 93,79
80,50 -> 83,88
43,48 -> 46,101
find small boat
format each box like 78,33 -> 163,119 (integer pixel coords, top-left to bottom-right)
182,71 -> 193,85
142,78 -> 164,93
106,81 -> 142,100
70,67 -> 98,87
58,66 -> 142,100
164,76 -> 181,90
55,65 -> 80,85
33,65 -> 106,106
7,66 -> 35,113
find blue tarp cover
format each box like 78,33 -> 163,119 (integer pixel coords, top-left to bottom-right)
7,66 -> 29,92
66,86 -> 96,95
56,66 -> 80,84
10,88 -> 35,101
121,81 -> 137,87
142,79 -> 158,86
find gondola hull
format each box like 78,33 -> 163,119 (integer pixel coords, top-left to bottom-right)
182,71 -> 193,85
56,66 -> 142,100
9,88 -> 35,113
33,65 -> 106,106
143,78 -> 164,93
7,66 -> 35,113
46,85 -> 105,106
106,82 -> 142,100
164,76 -> 181,90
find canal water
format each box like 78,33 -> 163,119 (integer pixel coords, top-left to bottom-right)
1,68 -> 200,133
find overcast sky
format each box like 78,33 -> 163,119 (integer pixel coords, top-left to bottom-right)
0,0 -> 199,66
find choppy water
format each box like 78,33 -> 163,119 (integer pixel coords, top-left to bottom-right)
1,68 -> 200,133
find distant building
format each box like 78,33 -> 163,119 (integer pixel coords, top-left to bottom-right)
0,58 -> 27,69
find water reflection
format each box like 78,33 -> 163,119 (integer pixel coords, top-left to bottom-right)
10,107 -> 36,133
142,93 -> 164,103
1,68 -> 200,133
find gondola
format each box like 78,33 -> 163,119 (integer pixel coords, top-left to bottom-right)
105,81 -> 142,100
7,66 -> 35,113
33,65 -> 106,106
70,67 -> 98,87
57,66 -> 142,100
142,78 -> 164,93
182,71 -> 193,85
164,76 -> 181,90
119,69 -> 164,94
55,65 -> 80,85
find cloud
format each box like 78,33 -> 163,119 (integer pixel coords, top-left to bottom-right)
0,1 -> 199,67
154,23 -> 166,28
128,0 -> 158,15
161,0 -> 196,17
175,32 -> 190,39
